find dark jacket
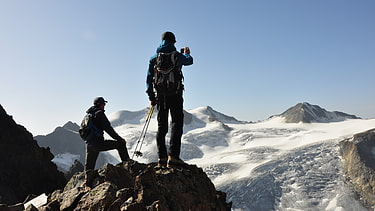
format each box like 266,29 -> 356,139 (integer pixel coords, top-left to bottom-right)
86,106 -> 123,141
146,40 -> 193,99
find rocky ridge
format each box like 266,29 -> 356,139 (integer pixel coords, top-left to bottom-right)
0,104 -> 66,205
40,161 -> 231,211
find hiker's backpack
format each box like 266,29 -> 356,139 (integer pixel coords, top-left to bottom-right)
79,112 -> 102,141
154,51 -> 183,96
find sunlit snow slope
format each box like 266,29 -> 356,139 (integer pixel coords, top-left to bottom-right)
106,106 -> 375,211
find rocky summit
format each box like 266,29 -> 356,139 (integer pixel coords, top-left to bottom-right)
0,105 -> 66,205
40,161 -> 231,211
279,102 -> 360,123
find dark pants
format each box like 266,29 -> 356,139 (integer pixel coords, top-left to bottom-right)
85,138 -> 130,170
156,94 -> 184,159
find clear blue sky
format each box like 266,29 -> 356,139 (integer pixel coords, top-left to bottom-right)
1,0 -> 374,135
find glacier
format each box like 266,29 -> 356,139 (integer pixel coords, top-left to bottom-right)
65,106 -> 375,210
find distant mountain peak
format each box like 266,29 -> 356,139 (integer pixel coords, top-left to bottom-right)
280,102 -> 360,123
63,121 -> 79,131
190,106 -> 241,124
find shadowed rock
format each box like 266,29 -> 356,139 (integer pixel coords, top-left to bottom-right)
0,104 -> 66,205
42,161 -> 232,211
340,128 -> 375,208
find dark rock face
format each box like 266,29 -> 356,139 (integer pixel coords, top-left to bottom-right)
42,161 -> 232,211
35,122 -> 86,164
0,105 -> 66,205
340,129 -> 375,207
280,102 -> 360,123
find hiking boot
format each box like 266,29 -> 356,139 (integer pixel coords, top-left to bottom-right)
157,158 -> 168,167
167,156 -> 187,168
83,169 -> 95,189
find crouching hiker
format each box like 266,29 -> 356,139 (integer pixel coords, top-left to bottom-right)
80,97 -> 130,175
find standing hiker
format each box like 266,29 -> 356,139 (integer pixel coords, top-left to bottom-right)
146,31 -> 193,167
82,97 -> 130,171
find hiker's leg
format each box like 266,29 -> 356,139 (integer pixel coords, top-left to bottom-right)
113,140 -> 130,161
85,145 -> 99,170
156,101 -> 169,159
169,95 -> 184,159
96,139 -> 130,161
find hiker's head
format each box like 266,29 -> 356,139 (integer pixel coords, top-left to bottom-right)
162,31 -> 176,44
93,97 -> 107,108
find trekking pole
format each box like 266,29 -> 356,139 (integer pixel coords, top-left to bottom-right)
132,105 -> 155,159
136,105 -> 154,156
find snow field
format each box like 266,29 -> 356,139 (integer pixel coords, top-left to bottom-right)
103,107 -> 375,210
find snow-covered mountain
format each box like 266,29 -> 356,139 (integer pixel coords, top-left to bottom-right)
106,103 -> 375,210
38,103 -> 375,210
277,102 -> 360,123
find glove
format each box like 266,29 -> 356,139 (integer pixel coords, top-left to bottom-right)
148,94 -> 156,102
148,92 -> 157,106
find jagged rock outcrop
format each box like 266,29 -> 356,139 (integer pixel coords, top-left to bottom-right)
279,102 -> 360,123
41,161 -> 232,211
64,160 -> 84,180
0,105 -> 66,205
340,128 -> 375,208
